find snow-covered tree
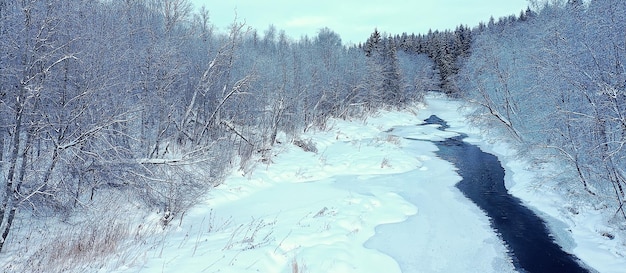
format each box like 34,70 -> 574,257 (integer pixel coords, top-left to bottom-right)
455,0 -> 626,218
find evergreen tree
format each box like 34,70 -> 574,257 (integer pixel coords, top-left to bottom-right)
381,37 -> 404,105
364,28 -> 382,57
363,30 -> 404,106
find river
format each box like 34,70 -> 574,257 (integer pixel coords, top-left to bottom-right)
422,115 -> 590,273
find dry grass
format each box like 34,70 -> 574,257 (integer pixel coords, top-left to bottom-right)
385,134 -> 401,145
292,257 -> 308,273
223,217 -> 276,251
380,157 -> 392,168
14,218 -> 132,273
0,193 -> 161,273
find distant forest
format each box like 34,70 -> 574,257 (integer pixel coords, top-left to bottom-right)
386,0 -> 626,224
0,0 -> 624,267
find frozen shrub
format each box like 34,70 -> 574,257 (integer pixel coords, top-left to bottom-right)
293,139 -> 318,153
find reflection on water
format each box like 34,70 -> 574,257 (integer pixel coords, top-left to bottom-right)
420,115 -> 589,273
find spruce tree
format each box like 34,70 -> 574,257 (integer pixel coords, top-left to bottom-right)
364,28 -> 382,57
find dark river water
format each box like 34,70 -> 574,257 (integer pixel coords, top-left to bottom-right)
420,115 -> 590,273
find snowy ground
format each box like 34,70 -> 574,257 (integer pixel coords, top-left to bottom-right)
111,94 -> 625,273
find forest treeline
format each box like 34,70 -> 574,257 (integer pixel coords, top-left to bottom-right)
0,0 -> 436,256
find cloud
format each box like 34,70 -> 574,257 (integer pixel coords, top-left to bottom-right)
191,0 -> 528,43
285,16 -> 330,28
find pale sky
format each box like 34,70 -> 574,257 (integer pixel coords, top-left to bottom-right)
190,0 -> 530,44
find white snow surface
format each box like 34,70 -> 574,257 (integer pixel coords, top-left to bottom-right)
112,94 -> 625,273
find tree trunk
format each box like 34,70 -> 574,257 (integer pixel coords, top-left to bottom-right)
0,94 -> 30,251
0,130 -> 31,251
0,94 -> 25,251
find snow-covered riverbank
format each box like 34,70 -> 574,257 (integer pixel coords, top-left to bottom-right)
112,94 -> 623,273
